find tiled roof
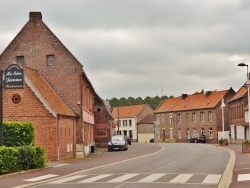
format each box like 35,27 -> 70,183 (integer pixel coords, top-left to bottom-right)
112,104 -> 147,118
24,67 -> 75,117
137,114 -> 154,124
154,90 -> 229,113
229,85 -> 247,102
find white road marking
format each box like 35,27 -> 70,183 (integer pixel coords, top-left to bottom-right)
138,173 -> 165,182
170,174 -> 193,183
24,174 -> 58,182
53,164 -> 68,168
78,174 -> 113,182
238,174 -> 250,181
50,175 -> 87,183
202,174 -> 222,184
108,174 -> 139,182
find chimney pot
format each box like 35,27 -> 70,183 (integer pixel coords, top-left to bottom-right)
29,12 -> 42,20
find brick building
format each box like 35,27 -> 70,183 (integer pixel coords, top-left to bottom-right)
154,88 -> 235,143
111,104 -> 154,142
0,12 -> 110,161
228,85 -> 249,143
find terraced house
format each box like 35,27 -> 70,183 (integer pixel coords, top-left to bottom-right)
0,12 -> 111,161
154,88 -> 235,143
111,104 -> 154,142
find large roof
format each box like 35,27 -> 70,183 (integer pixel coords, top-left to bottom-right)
154,90 -> 230,113
24,67 -> 75,117
112,104 -> 147,118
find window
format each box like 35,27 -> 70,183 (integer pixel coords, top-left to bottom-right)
192,112 -> 196,122
200,112 -> 204,122
169,114 -> 173,124
201,128 -> 204,135
209,128 -> 213,139
177,114 -> 181,123
186,113 -> 189,122
16,56 -> 24,64
178,129 -> 181,139
187,129 -> 190,139
123,120 -> 127,126
208,111 -> 212,122
47,55 -> 55,66
162,114 -> 165,122
129,119 -> 132,126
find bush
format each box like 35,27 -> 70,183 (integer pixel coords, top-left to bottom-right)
219,138 -> 228,144
3,121 -> 34,147
243,140 -> 250,145
0,146 -> 20,174
17,146 -> 46,170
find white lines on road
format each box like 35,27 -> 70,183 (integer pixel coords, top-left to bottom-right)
138,173 -> 165,182
24,174 -> 58,182
53,163 -> 68,168
108,174 -> 139,182
78,174 -> 113,183
238,174 -> 250,181
170,174 -> 193,183
202,174 -> 222,184
50,175 -> 86,183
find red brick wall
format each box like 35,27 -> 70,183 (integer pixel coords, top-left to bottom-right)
3,84 -> 75,161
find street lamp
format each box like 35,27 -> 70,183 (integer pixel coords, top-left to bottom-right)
220,96 -> 226,140
238,63 -> 250,139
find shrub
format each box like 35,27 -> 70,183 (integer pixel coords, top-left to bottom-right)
0,146 -> 20,174
243,140 -> 250,145
219,138 -> 228,144
3,121 -> 34,147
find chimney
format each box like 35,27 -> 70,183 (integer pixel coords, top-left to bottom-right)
29,12 -> 42,21
206,91 -> 212,96
182,94 -> 188,99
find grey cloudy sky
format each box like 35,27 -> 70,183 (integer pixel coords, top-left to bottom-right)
0,0 -> 249,99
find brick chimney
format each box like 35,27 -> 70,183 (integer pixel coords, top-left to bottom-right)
182,94 -> 188,99
29,12 -> 42,21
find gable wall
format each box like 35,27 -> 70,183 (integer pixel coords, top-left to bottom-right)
3,84 -> 75,161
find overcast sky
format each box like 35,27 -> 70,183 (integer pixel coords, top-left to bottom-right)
0,0 -> 249,99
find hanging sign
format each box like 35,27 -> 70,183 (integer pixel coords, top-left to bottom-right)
4,64 -> 24,89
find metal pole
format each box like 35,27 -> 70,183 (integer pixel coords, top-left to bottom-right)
0,70 -> 3,146
117,107 -> 120,135
222,106 -> 225,140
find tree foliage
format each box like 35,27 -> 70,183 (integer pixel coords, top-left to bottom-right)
107,95 -> 170,109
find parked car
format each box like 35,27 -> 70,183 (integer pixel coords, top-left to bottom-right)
125,136 -> 132,145
189,134 -> 206,143
108,135 -> 128,151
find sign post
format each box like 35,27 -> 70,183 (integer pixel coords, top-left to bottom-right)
0,64 -> 24,146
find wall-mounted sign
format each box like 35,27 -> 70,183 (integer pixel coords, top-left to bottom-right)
4,64 -> 24,89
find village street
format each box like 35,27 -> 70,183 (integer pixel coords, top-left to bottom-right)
1,143 -> 246,188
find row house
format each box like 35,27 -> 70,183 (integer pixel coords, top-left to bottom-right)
137,114 -> 155,143
228,85 -> 249,142
111,104 -> 154,141
154,88 -> 235,143
0,12 -> 110,161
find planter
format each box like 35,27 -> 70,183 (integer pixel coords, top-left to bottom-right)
219,139 -> 228,146
242,144 -> 250,153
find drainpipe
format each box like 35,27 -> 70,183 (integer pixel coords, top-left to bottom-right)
57,115 -> 60,161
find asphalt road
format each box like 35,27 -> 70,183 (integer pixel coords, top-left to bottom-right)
27,143 -> 230,188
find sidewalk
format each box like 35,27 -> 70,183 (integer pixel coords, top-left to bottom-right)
219,143 -> 250,188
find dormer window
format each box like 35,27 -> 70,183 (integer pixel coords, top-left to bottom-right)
47,55 -> 55,66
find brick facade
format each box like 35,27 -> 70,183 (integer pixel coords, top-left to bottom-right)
0,12 -> 106,160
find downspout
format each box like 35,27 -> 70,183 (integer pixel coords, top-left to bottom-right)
57,115 -> 60,161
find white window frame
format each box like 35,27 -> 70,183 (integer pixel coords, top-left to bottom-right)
209,128 -> 213,139
178,129 -> 181,139
169,114 -> 173,124
200,112 -> 204,122
192,112 -> 196,122
208,111 -> 212,122
177,114 -> 181,123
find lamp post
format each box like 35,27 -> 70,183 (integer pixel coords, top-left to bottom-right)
238,63 -> 250,139
220,96 -> 226,140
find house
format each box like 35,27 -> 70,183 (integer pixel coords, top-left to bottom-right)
228,85 -> 249,143
0,12 -> 109,161
154,88 -> 235,143
111,104 -> 154,141
137,114 -> 156,143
